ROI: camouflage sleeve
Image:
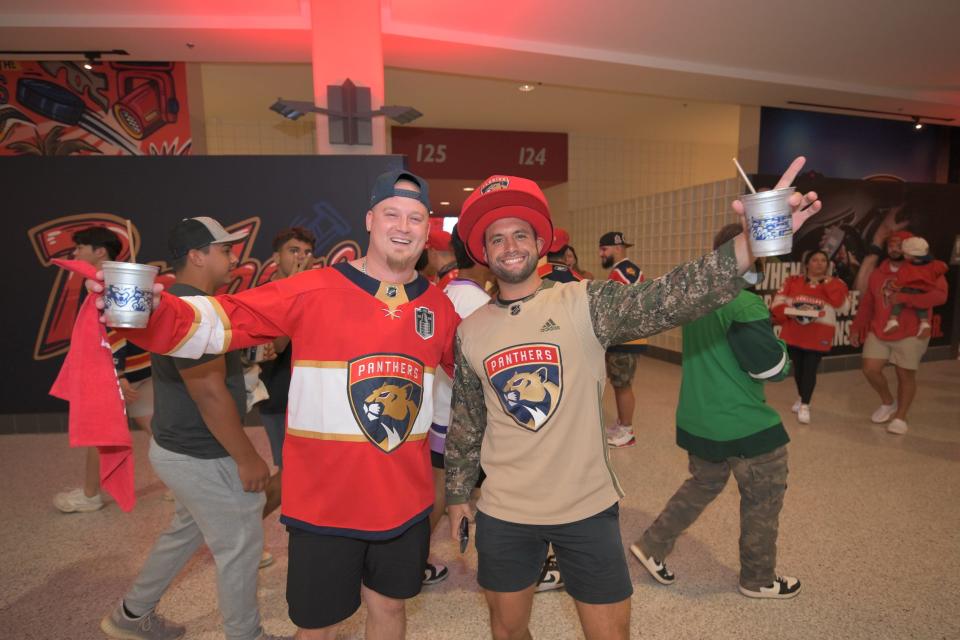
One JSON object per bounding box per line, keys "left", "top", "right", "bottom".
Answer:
{"left": 587, "top": 240, "right": 749, "bottom": 347}
{"left": 444, "top": 333, "right": 487, "bottom": 505}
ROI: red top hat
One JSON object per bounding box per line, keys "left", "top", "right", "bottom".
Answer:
{"left": 458, "top": 175, "right": 553, "bottom": 266}
{"left": 549, "top": 228, "right": 571, "bottom": 253}
{"left": 427, "top": 227, "right": 452, "bottom": 252}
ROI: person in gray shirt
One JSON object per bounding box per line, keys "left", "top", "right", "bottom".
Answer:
{"left": 100, "top": 217, "right": 278, "bottom": 640}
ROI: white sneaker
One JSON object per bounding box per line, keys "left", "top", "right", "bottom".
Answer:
{"left": 797, "top": 405, "right": 811, "bottom": 424}
{"left": 54, "top": 488, "right": 104, "bottom": 513}
{"left": 630, "top": 544, "right": 675, "bottom": 585}
{"left": 739, "top": 575, "right": 802, "bottom": 599}
{"left": 917, "top": 320, "right": 931, "bottom": 338}
{"left": 887, "top": 418, "right": 908, "bottom": 435}
{"left": 871, "top": 402, "right": 897, "bottom": 424}
{"left": 883, "top": 318, "right": 900, "bottom": 334}
{"left": 607, "top": 426, "right": 636, "bottom": 448}
{"left": 790, "top": 399, "right": 801, "bottom": 413}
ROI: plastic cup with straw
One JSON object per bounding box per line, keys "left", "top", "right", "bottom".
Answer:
{"left": 101, "top": 220, "right": 158, "bottom": 328}
{"left": 733, "top": 158, "right": 796, "bottom": 257}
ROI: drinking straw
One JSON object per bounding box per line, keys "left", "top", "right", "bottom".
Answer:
{"left": 732, "top": 158, "right": 757, "bottom": 194}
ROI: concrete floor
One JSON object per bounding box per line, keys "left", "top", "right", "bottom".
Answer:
{"left": 1, "top": 357, "right": 958, "bottom": 639}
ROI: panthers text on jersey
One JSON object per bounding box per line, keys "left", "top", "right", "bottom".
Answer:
{"left": 121, "top": 263, "right": 459, "bottom": 540}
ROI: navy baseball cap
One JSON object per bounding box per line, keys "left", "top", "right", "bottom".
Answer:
{"left": 369, "top": 170, "right": 431, "bottom": 212}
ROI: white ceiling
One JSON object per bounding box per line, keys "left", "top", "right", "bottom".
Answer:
{"left": 1, "top": 0, "right": 958, "bottom": 122}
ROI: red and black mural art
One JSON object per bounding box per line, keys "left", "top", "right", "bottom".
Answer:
{"left": 4, "top": 154, "right": 403, "bottom": 414}
{"left": 0, "top": 60, "right": 191, "bottom": 157}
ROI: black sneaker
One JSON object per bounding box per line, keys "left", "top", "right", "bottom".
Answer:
{"left": 630, "top": 543, "right": 675, "bottom": 585}
{"left": 423, "top": 562, "right": 449, "bottom": 585}
{"left": 739, "top": 575, "right": 802, "bottom": 599}
{"left": 534, "top": 554, "right": 565, "bottom": 593}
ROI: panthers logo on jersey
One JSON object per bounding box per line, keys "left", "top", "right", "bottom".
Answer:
{"left": 348, "top": 354, "right": 424, "bottom": 453}
{"left": 484, "top": 343, "right": 563, "bottom": 432}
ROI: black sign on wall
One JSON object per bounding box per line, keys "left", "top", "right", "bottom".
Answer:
{"left": 2, "top": 154, "right": 405, "bottom": 414}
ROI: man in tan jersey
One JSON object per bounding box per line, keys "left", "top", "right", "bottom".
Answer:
{"left": 445, "top": 160, "right": 820, "bottom": 640}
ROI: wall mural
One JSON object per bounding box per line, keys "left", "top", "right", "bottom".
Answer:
{"left": 0, "top": 60, "right": 191, "bottom": 156}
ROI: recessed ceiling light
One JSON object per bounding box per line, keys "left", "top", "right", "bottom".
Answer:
{"left": 518, "top": 83, "right": 536, "bottom": 93}
{"left": 440, "top": 201, "right": 450, "bottom": 206}
{"left": 463, "top": 187, "right": 475, "bottom": 192}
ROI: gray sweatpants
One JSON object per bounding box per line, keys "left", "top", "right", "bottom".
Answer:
{"left": 637, "top": 445, "right": 789, "bottom": 590}
{"left": 124, "top": 440, "right": 266, "bottom": 640}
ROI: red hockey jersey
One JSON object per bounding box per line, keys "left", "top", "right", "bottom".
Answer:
{"left": 771, "top": 275, "right": 849, "bottom": 352}
{"left": 122, "top": 263, "right": 458, "bottom": 539}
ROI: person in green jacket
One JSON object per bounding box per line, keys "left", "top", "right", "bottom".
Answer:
{"left": 630, "top": 223, "right": 801, "bottom": 600}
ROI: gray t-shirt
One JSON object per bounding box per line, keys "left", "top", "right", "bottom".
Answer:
{"left": 151, "top": 283, "right": 245, "bottom": 459}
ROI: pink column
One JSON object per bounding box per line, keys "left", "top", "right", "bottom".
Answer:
{"left": 311, "top": 0, "right": 386, "bottom": 154}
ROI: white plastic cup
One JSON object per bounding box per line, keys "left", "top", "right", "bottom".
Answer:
{"left": 740, "top": 187, "right": 796, "bottom": 257}
{"left": 101, "top": 261, "right": 159, "bottom": 328}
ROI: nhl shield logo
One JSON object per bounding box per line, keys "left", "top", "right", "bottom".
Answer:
{"left": 484, "top": 343, "right": 563, "bottom": 432}
{"left": 348, "top": 354, "right": 424, "bottom": 453}
{"left": 415, "top": 306, "right": 435, "bottom": 340}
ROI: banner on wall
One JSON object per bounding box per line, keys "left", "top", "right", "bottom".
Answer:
{"left": 758, "top": 107, "right": 950, "bottom": 183}
{"left": 2, "top": 154, "right": 404, "bottom": 414}
{"left": 0, "top": 60, "right": 191, "bottom": 156}
{"left": 751, "top": 175, "right": 959, "bottom": 356}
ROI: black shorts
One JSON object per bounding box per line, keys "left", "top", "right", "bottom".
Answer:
{"left": 286, "top": 518, "right": 430, "bottom": 629}
{"left": 475, "top": 503, "right": 633, "bottom": 605}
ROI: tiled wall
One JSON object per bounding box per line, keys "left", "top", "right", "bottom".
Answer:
{"left": 565, "top": 133, "right": 737, "bottom": 213}
{"left": 204, "top": 118, "right": 316, "bottom": 155}
{"left": 557, "top": 177, "right": 743, "bottom": 352}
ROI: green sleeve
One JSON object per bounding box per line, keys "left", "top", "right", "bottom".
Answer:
{"left": 726, "top": 294, "right": 790, "bottom": 382}
{"left": 445, "top": 333, "right": 487, "bottom": 505}
{"left": 587, "top": 240, "right": 748, "bottom": 347}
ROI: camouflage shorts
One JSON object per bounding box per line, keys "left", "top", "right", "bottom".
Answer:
{"left": 605, "top": 351, "right": 637, "bottom": 388}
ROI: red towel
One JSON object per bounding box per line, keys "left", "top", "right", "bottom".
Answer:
{"left": 49, "top": 259, "right": 135, "bottom": 512}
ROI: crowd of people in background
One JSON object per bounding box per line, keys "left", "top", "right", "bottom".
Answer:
{"left": 52, "top": 161, "right": 949, "bottom": 640}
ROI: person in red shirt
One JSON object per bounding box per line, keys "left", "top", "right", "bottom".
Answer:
{"left": 850, "top": 231, "right": 948, "bottom": 435}
{"left": 771, "top": 250, "right": 848, "bottom": 424}
{"left": 427, "top": 227, "right": 459, "bottom": 289}
{"left": 883, "top": 236, "right": 948, "bottom": 338}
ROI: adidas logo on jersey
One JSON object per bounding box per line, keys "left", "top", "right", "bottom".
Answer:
{"left": 540, "top": 319, "right": 560, "bottom": 332}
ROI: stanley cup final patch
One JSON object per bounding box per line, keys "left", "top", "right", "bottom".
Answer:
{"left": 415, "top": 306, "right": 435, "bottom": 340}
{"left": 484, "top": 343, "right": 563, "bottom": 432}
{"left": 347, "top": 354, "right": 424, "bottom": 453}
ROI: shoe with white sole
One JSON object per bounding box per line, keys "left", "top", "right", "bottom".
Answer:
{"left": 797, "top": 404, "right": 811, "bottom": 424}
{"left": 739, "top": 575, "right": 802, "bottom": 599}
{"left": 883, "top": 318, "right": 900, "bottom": 334}
{"left": 871, "top": 402, "right": 897, "bottom": 423}
{"left": 258, "top": 551, "right": 274, "bottom": 569}
{"left": 887, "top": 418, "right": 908, "bottom": 435}
{"left": 630, "top": 543, "right": 675, "bottom": 585}
{"left": 607, "top": 426, "right": 636, "bottom": 448}
{"left": 790, "top": 399, "right": 801, "bottom": 413}
{"left": 917, "top": 320, "right": 931, "bottom": 339}
{"left": 423, "top": 562, "right": 449, "bottom": 585}
{"left": 100, "top": 602, "right": 185, "bottom": 640}
{"left": 54, "top": 488, "right": 104, "bottom": 513}
{"left": 535, "top": 554, "right": 564, "bottom": 592}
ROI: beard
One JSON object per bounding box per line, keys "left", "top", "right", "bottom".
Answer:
{"left": 601, "top": 256, "right": 615, "bottom": 269}
{"left": 490, "top": 253, "right": 538, "bottom": 285}
{"left": 887, "top": 250, "right": 904, "bottom": 262}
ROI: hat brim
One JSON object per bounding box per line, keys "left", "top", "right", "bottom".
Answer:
{"left": 465, "top": 205, "right": 553, "bottom": 266}
{"left": 211, "top": 229, "right": 250, "bottom": 245}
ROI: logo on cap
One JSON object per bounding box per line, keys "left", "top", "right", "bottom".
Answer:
{"left": 480, "top": 176, "right": 511, "bottom": 194}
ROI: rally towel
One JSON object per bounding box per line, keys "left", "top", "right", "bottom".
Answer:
{"left": 49, "top": 259, "right": 135, "bottom": 512}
